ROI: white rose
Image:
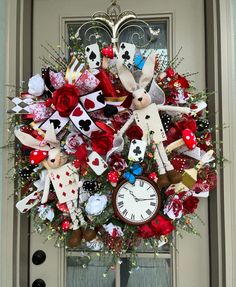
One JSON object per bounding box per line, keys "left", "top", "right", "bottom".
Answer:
{"left": 103, "top": 223, "right": 124, "bottom": 237}
{"left": 86, "top": 239, "right": 104, "bottom": 251}
{"left": 85, "top": 194, "right": 107, "bottom": 216}
{"left": 65, "top": 132, "right": 84, "bottom": 154}
{"left": 28, "top": 74, "right": 45, "bottom": 97}
{"left": 38, "top": 205, "right": 54, "bottom": 222}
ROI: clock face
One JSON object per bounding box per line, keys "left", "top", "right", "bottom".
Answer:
{"left": 112, "top": 176, "right": 161, "bottom": 225}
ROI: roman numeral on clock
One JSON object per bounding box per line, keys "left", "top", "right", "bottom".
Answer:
{"left": 150, "top": 202, "right": 156, "bottom": 206}
{"left": 131, "top": 214, "right": 135, "bottom": 220}
{"left": 118, "top": 201, "right": 124, "bottom": 208}
{"left": 139, "top": 180, "right": 144, "bottom": 187}
{"left": 146, "top": 209, "right": 152, "bottom": 215}
{"left": 122, "top": 209, "right": 128, "bottom": 217}
{"left": 150, "top": 194, "right": 156, "bottom": 197}
{"left": 118, "top": 194, "right": 124, "bottom": 198}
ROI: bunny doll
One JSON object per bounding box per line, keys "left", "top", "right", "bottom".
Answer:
{"left": 15, "top": 124, "right": 86, "bottom": 229}
{"left": 116, "top": 51, "right": 191, "bottom": 188}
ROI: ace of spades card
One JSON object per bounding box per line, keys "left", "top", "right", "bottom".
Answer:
{"left": 128, "top": 139, "right": 147, "bottom": 162}
{"left": 85, "top": 43, "right": 101, "bottom": 69}
{"left": 133, "top": 103, "right": 167, "bottom": 144}
{"left": 117, "top": 42, "right": 136, "bottom": 67}
{"left": 49, "top": 163, "right": 80, "bottom": 204}
{"left": 88, "top": 152, "right": 108, "bottom": 175}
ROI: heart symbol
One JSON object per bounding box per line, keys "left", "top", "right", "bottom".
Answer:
{"left": 92, "top": 158, "right": 99, "bottom": 166}
{"left": 72, "top": 107, "right": 83, "bottom": 117}
{"left": 97, "top": 93, "right": 105, "bottom": 104}
{"left": 84, "top": 98, "right": 95, "bottom": 110}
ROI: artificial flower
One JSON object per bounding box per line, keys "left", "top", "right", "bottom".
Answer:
{"left": 103, "top": 223, "right": 124, "bottom": 238}
{"left": 52, "top": 84, "right": 80, "bottom": 117}
{"left": 138, "top": 224, "right": 156, "bottom": 239}
{"left": 28, "top": 74, "right": 45, "bottom": 97}
{"left": 86, "top": 239, "right": 104, "bottom": 251}
{"left": 91, "top": 131, "right": 114, "bottom": 155}
{"left": 85, "top": 194, "right": 107, "bottom": 216}
{"left": 164, "top": 195, "right": 183, "bottom": 220}
{"left": 38, "top": 205, "right": 55, "bottom": 222}
{"left": 108, "top": 153, "right": 127, "bottom": 172}
{"left": 65, "top": 132, "right": 84, "bottom": 154}
{"left": 151, "top": 215, "right": 175, "bottom": 236}
{"left": 75, "top": 144, "right": 88, "bottom": 162}
{"left": 183, "top": 196, "right": 199, "bottom": 215}
{"left": 126, "top": 124, "right": 143, "bottom": 140}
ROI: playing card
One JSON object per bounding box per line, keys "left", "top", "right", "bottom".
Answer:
{"left": 16, "top": 191, "right": 40, "bottom": 213}
{"left": 80, "top": 90, "right": 105, "bottom": 112}
{"left": 88, "top": 151, "right": 108, "bottom": 175}
{"left": 85, "top": 43, "right": 101, "bottom": 69}
{"left": 128, "top": 139, "right": 147, "bottom": 162}
{"left": 69, "top": 103, "right": 102, "bottom": 137}
{"left": 39, "top": 111, "right": 70, "bottom": 135}
{"left": 133, "top": 103, "right": 167, "bottom": 144}
{"left": 49, "top": 163, "right": 79, "bottom": 204}
{"left": 118, "top": 42, "right": 136, "bottom": 67}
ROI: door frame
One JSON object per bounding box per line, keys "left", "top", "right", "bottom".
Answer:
{"left": 1, "top": 0, "right": 235, "bottom": 286}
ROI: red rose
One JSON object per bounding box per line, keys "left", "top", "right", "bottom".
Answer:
{"left": 52, "top": 84, "right": 80, "bottom": 117}
{"left": 183, "top": 196, "right": 199, "bottom": 215}
{"left": 91, "top": 131, "right": 114, "bottom": 155}
{"left": 75, "top": 144, "right": 88, "bottom": 162}
{"left": 126, "top": 124, "right": 143, "bottom": 140}
{"left": 151, "top": 215, "right": 175, "bottom": 236}
{"left": 138, "top": 224, "right": 156, "bottom": 239}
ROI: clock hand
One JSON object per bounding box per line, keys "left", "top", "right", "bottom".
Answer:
{"left": 135, "top": 198, "right": 154, "bottom": 201}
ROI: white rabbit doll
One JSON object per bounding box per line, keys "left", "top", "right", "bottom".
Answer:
{"left": 116, "top": 51, "right": 191, "bottom": 188}
{"left": 15, "top": 124, "right": 86, "bottom": 229}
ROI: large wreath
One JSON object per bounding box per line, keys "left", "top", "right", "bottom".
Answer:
{"left": 9, "top": 41, "right": 216, "bottom": 272}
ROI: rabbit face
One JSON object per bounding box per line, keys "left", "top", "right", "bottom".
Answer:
{"left": 132, "top": 88, "right": 152, "bottom": 109}
{"left": 46, "top": 149, "right": 67, "bottom": 169}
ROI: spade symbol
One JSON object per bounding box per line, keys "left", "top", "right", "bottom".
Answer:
{"left": 121, "top": 43, "right": 126, "bottom": 50}
{"left": 122, "top": 51, "right": 130, "bottom": 61}
{"left": 89, "top": 51, "right": 97, "bottom": 62}
{"left": 97, "top": 93, "right": 105, "bottom": 104}
{"left": 50, "top": 119, "right": 61, "bottom": 129}
{"left": 79, "top": 119, "right": 91, "bottom": 131}
{"left": 145, "top": 115, "right": 150, "bottom": 120}
{"left": 133, "top": 146, "right": 142, "bottom": 156}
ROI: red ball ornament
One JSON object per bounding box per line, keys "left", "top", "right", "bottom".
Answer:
{"left": 101, "top": 46, "right": 114, "bottom": 59}
{"left": 148, "top": 172, "right": 158, "bottom": 181}
{"left": 61, "top": 219, "right": 70, "bottom": 232}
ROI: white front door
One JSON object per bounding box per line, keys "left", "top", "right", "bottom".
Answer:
{"left": 30, "top": 1, "right": 208, "bottom": 286}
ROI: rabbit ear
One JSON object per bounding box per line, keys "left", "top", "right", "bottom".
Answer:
{"left": 14, "top": 123, "right": 59, "bottom": 151}
{"left": 116, "top": 60, "right": 137, "bottom": 93}
{"left": 14, "top": 129, "right": 51, "bottom": 151}
{"left": 139, "top": 50, "right": 156, "bottom": 89}
{"left": 44, "top": 123, "right": 60, "bottom": 148}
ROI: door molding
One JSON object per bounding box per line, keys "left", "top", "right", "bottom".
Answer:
{"left": 1, "top": 0, "right": 235, "bottom": 286}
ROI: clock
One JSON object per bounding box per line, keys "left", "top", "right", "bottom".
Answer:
{"left": 112, "top": 176, "right": 161, "bottom": 226}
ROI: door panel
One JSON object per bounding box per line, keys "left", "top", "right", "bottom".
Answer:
{"left": 31, "top": 1, "right": 208, "bottom": 286}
